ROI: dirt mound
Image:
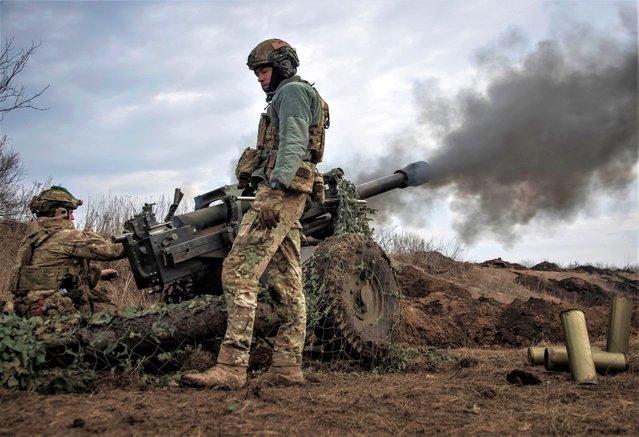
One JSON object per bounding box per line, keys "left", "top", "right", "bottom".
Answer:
{"left": 393, "top": 250, "right": 462, "bottom": 275}
{"left": 531, "top": 261, "right": 562, "bottom": 271}
{"left": 398, "top": 292, "right": 503, "bottom": 348}
{"left": 397, "top": 264, "right": 471, "bottom": 299}
{"left": 397, "top": 258, "right": 638, "bottom": 348}
{"left": 481, "top": 257, "right": 527, "bottom": 270}
{"left": 397, "top": 264, "right": 505, "bottom": 347}
{"left": 515, "top": 272, "right": 560, "bottom": 293}
{"left": 615, "top": 277, "right": 639, "bottom": 295}
{"left": 555, "top": 277, "right": 609, "bottom": 306}
{"left": 495, "top": 297, "right": 566, "bottom": 345}
{"left": 514, "top": 273, "right": 610, "bottom": 306}
{"left": 570, "top": 265, "right": 614, "bottom": 275}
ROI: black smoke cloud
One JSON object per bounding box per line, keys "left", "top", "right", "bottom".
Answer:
{"left": 359, "top": 14, "right": 637, "bottom": 246}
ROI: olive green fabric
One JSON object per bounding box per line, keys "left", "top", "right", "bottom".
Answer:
{"left": 268, "top": 77, "right": 323, "bottom": 187}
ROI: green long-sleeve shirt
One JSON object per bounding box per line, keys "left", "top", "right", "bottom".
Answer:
{"left": 268, "top": 76, "right": 323, "bottom": 187}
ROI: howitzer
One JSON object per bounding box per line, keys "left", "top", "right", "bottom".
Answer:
{"left": 114, "top": 161, "right": 431, "bottom": 302}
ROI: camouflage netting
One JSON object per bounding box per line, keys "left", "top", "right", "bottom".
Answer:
{"left": 0, "top": 176, "right": 408, "bottom": 392}
{"left": 301, "top": 176, "right": 407, "bottom": 369}
{"left": 303, "top": 233, "right": 404, "bottom": 369}
{"left": 331, "top": 175, "right": 375, "bottom": 238}
{"left": 0, "top": 296, "right": 232, "bottom": 392}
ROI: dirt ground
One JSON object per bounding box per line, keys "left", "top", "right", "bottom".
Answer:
{"left": 2, "top": 256, "right": 638, "bottom": 436}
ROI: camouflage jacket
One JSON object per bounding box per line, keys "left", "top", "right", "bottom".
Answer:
{"left": 9, "top": 217, "right": 125, "bottom": 297}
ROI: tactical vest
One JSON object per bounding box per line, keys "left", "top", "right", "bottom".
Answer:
{"left": 8, "top": 220, "right": 88, "bottom": 297}
{"left": 256, "top": 79, "right": 329, "bottom": 196}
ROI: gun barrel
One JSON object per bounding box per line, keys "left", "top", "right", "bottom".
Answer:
{"left": 112, "top": 233, "right": 131, "bottom": 244}
{"left": 173, "top": 202, "right": 229, "bottom": 229}
{"left": 355, "top": 161, "right": 432, "bottom": 200}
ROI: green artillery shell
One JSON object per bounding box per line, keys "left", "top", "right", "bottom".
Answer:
{"left": 606, "top": 294, "right": 633, "bottom": 354}
{"left": 560, "top": 309, "right": 598, "bottom": 385}
{"left": 545, "top": 347, "right": 628, "bottom": 373}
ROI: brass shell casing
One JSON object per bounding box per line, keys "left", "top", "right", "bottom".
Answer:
{"left": 606, "top": 294, "right": 633, "bottom": 354}
{"left": 528, "top": 344, "right": 602, "bottom": 366}
{"left": 560, "top": 309, "right": 598, "bottom": 385}
{"left": 527, "top": 346, "right": 546, "bottom": 366}
{"left": 545, "top": 347, "right": 628, "bottom": 373}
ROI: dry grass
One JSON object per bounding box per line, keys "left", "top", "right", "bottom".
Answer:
{"left": 97, "top": 258, "right": 162, "bottom": 308}
{"left": 0, "top": 221, "right": 25, "bottom": 305}
{"left": 376, "top": 228, "right": 471, "bottom": 281}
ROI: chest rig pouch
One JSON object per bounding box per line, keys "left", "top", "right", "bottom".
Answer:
{"left": 256, "top": 86, "right": 329, "bottom": 201}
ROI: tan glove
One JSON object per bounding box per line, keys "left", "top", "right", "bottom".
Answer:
{"left": 256, "top": 188, "right": 284, "bottom": 229}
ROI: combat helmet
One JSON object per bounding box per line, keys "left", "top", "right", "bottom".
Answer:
{"left": 29, "top": 186, "right": 83, "bottom": 217}
{"left": 247, "top": 38, "right": 299, "bottom": 79}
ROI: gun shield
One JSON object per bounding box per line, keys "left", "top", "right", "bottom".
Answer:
{"left": 560, "top": 309, "right": 598, "bottom": 385}
{"left": 606, "top": 294, "right": 633, "bottom": 354}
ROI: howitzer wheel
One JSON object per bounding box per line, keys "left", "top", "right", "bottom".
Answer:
{"left": 303, "top": 233, "right": 401, "bottom": 363}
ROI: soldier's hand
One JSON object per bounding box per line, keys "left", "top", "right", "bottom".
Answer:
{"left": 256, "top": 188, "right": 284, "bottom": 229}
{"left": 100, "top": 269, "right": 118, "bottom": 281}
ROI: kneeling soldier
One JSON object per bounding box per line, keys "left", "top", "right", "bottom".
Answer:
{"left": 9, "top": 186, "right": 125, "bottom": 318}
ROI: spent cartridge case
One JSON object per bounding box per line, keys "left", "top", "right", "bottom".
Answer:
{"left": 528, "top": 345, "right": 602, "bottom": 366}
{"left": 560, "top": 309, "right": 598, "bottom": 385}
{"left": 606, "top": 294, "right": 633, "bottom": 354}
{"left": 545, "top": 347, "right": 628, "bottom": 373}
{"left": 527, "top": 346, "right": 546, "bottom": 365}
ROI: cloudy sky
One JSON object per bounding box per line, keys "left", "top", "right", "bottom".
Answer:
{"left": 1, "top": 0, "right": 637, "bottom": 266}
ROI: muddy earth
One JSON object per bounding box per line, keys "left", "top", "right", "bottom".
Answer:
{"left": 1, "top": 256, "right": 638, "bottom": 436}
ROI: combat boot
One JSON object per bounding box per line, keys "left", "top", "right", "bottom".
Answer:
{"left": 259, "top": 366, "right": 305, "bottom": 387}
{"left": 181, "top": 364, "right": 247, "bottom": 389}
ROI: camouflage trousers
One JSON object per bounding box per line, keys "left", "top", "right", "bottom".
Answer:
{"left": 14, "top": 289, "right": 78, "bottom": 318}
{"left": 218, "top": 187, "right": 308, "bottom": 368}
{"left": 87, "top": 287, "right": 118, "bottom": 314}
{"left": 14, "top": 286, "right": 116, "bottom": 318}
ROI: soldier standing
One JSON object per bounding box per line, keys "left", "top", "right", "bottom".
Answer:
{"left": 9, "top": 186, "right": 125, "bottom": 317}
{"left": 182, "top": 38, "right": 329, "bottom": 389}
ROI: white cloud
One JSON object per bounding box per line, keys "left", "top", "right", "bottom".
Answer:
{"left": 152, "top": 91, "right": 208, "bottom": 106}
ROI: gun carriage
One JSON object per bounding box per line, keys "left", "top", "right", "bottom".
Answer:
{"left": 115, "top": 161, "right": 431, "bottom": 359}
